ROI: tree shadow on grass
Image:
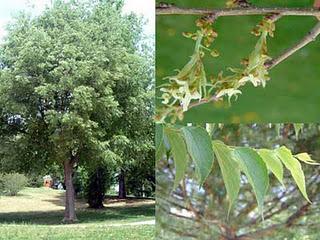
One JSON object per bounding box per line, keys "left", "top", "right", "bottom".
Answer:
{"left": 0, "top": 204, "right": 155, "bottom": 226}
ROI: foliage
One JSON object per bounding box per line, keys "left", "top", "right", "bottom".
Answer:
{"left": 74, "top": 166, "right": 89, "bottom": 196}
{"left": 27, "top": 174, "right": 44, "bottom": 188}
{"left": 0, "top": 173, "right": 28, "bottom": 196}
{"left": 157, "top": 123, "right": 320, "bottom": 239}
{"left": 157, "top": 123, "right": 318, "bottom": 216}
{"left": 126, "top": 162, "right": 155, "bottom": 197}
{"left": 0, "top": 0, "right": 153, "bottom": 172}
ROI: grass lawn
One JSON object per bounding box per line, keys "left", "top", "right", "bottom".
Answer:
{"left": 0, "top": 187, "right": 155, "bottom": 239}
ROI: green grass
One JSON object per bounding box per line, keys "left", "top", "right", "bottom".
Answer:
{"left": 156, "top": 0, "right": 320, "bottom": 123}
{"left": 0, "top": 225, "right": 154, "bottom": 240}
{"left": 0, "top": 187, "right": 155, "bottom": 239}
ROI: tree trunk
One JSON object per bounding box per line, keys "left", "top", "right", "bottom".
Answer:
{"left": 63, "top": 159, "right": 77, "bottom": 223}
{"left": 87, "top": 166, "right": 106, "bottom": 209}
{"left": 118, "top": 169, "right": 126, "bottom": 199}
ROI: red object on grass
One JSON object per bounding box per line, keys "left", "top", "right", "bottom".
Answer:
{"left": 314, "top": 0, "right": 320, "bottom": 9}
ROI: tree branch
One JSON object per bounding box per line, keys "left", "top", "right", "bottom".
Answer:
{"left": 265, "top": 21, "right": 320, "bottom": 69}
{"left": 157, "top": 4, "right": 320, "bottom": 118}
{"left": 237, "top": 203, "right": 312, "bottom": 239}
{"left": 161, "top": 20, "right": 320, "bottom": 115}
{"left": 156, "top": 6, "right": 320, "bottom": 17}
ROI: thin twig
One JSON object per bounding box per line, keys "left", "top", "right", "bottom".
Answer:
{"left": 187, "top": 94, "right": 219, "bottom": 110}
{"left": 265, "top": 21, "right": 320, "bottom": 69}
{"left": 156, "top": 6, "right": 320, "bottom": 17}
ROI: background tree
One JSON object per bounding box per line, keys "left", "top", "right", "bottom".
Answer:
{"left": 86, "top": 165, "right": 113, "bottom": 209}
{"left": 0, "top": 0, "right": 154, "bottom": 223}
{"left": 110, "top": 37, "right": 155, "bottom": 199}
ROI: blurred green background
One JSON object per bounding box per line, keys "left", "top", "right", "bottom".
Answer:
{"left": 156, "top": 0, "right": 320, "bottom": 123}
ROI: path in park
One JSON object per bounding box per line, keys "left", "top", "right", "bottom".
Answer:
{"left": 106, "top": 220, "right": 155, "bottom": 227}
{"left": 2, "top": 220, "right": 156, "bottom": 228}
{"left": 52, "top": 220, "right": 156, "bottom": 228}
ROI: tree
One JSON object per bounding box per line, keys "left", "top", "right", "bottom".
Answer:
{"left": 86, "top": 165, "right": 113, "bottom": 209}
{"left": 125, "top": 145, "right": 156, "bottom": 197}
{"left": 0, "top": 0, "right": 148, "bottom": 223}
{"left": 156, "top": 123, "right": 320, "bottom": 239}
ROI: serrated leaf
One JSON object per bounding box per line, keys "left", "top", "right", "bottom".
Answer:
{"left": 276, "top": 146, "right": 310, "bottom": 202}
{"left": 294, "top": 153, "right": 320, "bottom": 165}
{"left": 293, "top": 123, "right": 303, "bottom": 140}
{"left": 156, "top": 124, "right": 165, "bottom": 161}
{"left": 212, "top": 140, "right": 240, "bottom": 215}
{"left": 181, "top": 126, "right": 214, "bottom": 186}
{"left": 258, "top": 149, "right": 284, "bottom": 185}
{"left": 233, "top": 147, "right": 269, "bottom": 216}
{"left": 165, "top": 127, "right": 189, "bottom": 189}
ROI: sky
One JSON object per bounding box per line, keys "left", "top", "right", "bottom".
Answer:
{"left": 0, "top": 0, "right": 155, "bottom": 40}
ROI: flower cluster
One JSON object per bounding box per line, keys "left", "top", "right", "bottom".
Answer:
{"left": 157, "top": 16, "right": 277, "bottom": 122}
{"left": 159, "top": 15, "right": 219, "bottom": 114}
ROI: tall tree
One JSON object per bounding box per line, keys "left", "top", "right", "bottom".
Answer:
{"left": 0, "top": 0, "right": 148, "bottom": 223}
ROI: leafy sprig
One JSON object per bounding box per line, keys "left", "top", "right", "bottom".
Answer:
{"left": 157, "top": 15, "right": 219, "bottom": 122}
{"left": 157, "top": 15, "right": 277, "bottom": 123}
{"left": 156, "top": 124, "right": 319, "bottom": 218}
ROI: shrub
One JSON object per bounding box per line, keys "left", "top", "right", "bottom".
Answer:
{"left": 74, "top": 166, "right": 89, "bottom": 197}
{"left": 0, "top": 173, "right": 28, "bottom": 196}
{"left": 27, "top": 174, "right": 44, "bottom": 188}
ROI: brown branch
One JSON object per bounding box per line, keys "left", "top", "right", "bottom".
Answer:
{"left": 182, "top": 179, "right": 201, "bottom": 219}
{"left": 286, "top": 203, "right": 311, "bottom": 226}
{"left": 156, "top": 6, "right": 320, "bottom": 17}
{"left": 265, "top": 21, "right": 320, "bottom": 69}
{"left": 237, "top": 203, "right": 312, "bottom": 239}
{"left": 188, "top": 94, "right": 220, "bottom": 110}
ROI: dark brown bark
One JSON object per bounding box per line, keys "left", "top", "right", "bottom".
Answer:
{"left": 118, "top": 169, "right": 126, "bottom": 199}
{"left": 63, "top": 158, "right": 77, "bottom": 223}
{"left": 87, "top": 167, "right": 106, "bottom": 209}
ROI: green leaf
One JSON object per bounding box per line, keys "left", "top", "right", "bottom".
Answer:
{"left": 294, "top": 153, "right": 320, "bottom": 165}
{"left": 181, "top": 126, "right": 214, "bottom": 186}
{"left": 212, "top": 140, "right": 240, "bottom": 215}
{"left": 156, "top": 124, "right": 165, "bottom": 161}
{"left": 276, "top": 146, "right": 310, "bottom": 202}
{"left": 165, "top": 127, "right": 189, "bottom": 189}
{"left": 233, "top": 147, "right": 269, "bottom": 216}
{"left": 293, "top": 123, "right": 303, "bottom": 140}
{"left": 258, "top": 149, "right": 284, "bottom": 185}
